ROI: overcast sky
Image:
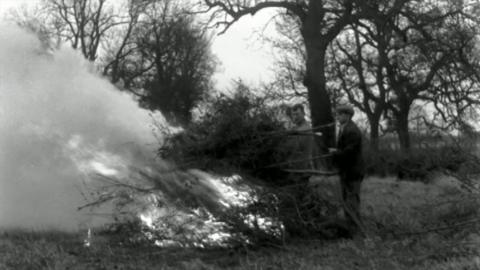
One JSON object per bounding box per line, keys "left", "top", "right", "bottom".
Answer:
{"left": 0, "top": 0, "right": 276, "bottom": 90}
{"left": 210, "top": 13, "right": 277, "bottom": 90}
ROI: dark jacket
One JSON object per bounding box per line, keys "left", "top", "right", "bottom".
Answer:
{"left": 333, "top": 120, "right": 364, "bottom": 179}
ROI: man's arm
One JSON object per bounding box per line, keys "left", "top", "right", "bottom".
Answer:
{"left": 332, "top": 128, "right": 362, "bottom": 161}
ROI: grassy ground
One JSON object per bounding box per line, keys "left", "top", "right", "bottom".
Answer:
{"left": 1, "top": 174, "right": 479, "bottom": 269}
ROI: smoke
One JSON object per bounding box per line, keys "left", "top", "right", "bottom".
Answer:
{"left": 0, "top": 24, "right": 162, "bottom": 231}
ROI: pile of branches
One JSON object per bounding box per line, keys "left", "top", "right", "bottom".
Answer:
{"left": 156, "top": 87, "right": 345, "bottom": 243}
{"left": 159, "top": 89, "right": 292, "bottom": 185}
{"left": 81, "top": 169, "right": 341, "bottom": 248}
{"left": 267, "top": 183, "right": 341, "bottom": 238}
{"left": 198, "top": 182, "right": 342, "bottom": 246}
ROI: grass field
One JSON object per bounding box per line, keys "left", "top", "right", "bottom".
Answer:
{"left": 1, "top": 174, "right": 479, "bottom": 269}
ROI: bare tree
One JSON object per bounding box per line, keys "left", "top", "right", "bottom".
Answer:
{"left": 101, "top": 0, "right": 151, "bottom": 83}
{"left": 196, "top": 0, "right": 418, "bottom": 165}
{"left": 198, "top": 0, "right": 362, "bottom": 159}
{"left": 330, "top": 25, "right": 388, "bottom": 150}
{"left": 14, "top": 0, "right": 216, "bottom": 124}
{"left": 332, "top": 0, "right": 480, "bottom": 151}
{"left": 265, "top": 15, "right": 307, "bottom": 101}
{"left": 377, "top": 0, "right": 480, "bottom": 150}
{"left": 41, "top": 0, "right": 120, "bottom": 61}
{"left": 12, "top": 0, "right": 147, "bottom": 66}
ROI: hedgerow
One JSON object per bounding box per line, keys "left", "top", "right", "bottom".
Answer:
{"left": 364, "top": 135, "right": 480, "bottom": 180}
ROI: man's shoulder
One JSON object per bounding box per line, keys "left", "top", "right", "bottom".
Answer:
{"left": 345, "top": 121, "right": 362, "bottom": 135}
{"left": 344, "top": 121, "right": 357, "bottom": 130}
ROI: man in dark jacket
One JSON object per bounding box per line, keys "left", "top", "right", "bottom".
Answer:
{"left": 329, "top": 105, "right": 365, "bottom": 235}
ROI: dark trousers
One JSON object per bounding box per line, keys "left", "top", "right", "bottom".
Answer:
{"left": 340, "top": 174, "right": 363, "bottom": 233}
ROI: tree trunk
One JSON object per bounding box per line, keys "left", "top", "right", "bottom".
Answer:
{"left": 305, "top": 47, "right": 335, "bottom": 148}
{"left": 302, "top": 2, "right": 336, "bottom": 169}
{"left": 369, "top": 115, "right": 380, "bottom": 151}
{"left": 303, "top": 45, "right": 335, "bottom": 172}
{"left": 396, "top": 113, "right": 410, "bottom": 152}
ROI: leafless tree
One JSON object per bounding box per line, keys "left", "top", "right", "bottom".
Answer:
{"left": 329, "top": 0, "right": 480, "bottom": 151}
{"left": 330, "top": 25, "right": 388, "bottom": 150}
{"left": 13, "top": 0, "right": 216, "bottom": 124}
{"left": 196, "top": 0, "right": 413, "bottom": 162}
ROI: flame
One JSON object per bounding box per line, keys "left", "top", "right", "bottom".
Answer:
{"left": 83, "top": 228, "right": 92, "bottom": 247}
{"left": 89, "top": 161, "right": 119, "bottom": 176}
{"left": 63, "top": 134, "right": 130, "bottom": 179}
{"left": 135, "top": 171, "right": 282, "bottom": 247}
{"left": 187, "top": 170, "right": 255, "bottom": 208}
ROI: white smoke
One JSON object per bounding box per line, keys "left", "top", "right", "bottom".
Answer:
{"left": 0, "top": 24, "right": 163, "bottom": 231}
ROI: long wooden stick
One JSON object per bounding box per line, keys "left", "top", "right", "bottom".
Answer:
{"left": 262, "top": 154, "right": 332, "bottom": 168}
{"left": 282, "top": 169, "right": 338, "bottom": 176}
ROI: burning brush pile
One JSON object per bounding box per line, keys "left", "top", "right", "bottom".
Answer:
{"left": 80, "top": 89, "right": 340, "bottom": 248}
{"left": 82, "top": 164, "right": 340, "bottom": 248}
{"left": 81, "top": 166, "right": 279, "bottom": 248}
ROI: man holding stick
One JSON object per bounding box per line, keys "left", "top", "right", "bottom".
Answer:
{"left": 288, "top": 103, "right": 318, "bottom": 171}
{"left": 329, "top": 105, "right": 365, "bottom": 236}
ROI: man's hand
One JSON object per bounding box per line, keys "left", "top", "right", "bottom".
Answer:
{"left": 328, "top": 148, "right": 338, "bottom": 154}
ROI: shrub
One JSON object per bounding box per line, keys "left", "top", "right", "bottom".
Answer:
{"left": 364, "top": 135, "right": 479, "bottom": 180}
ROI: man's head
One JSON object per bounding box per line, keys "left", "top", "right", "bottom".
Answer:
{"left": 336, "top": 105, "right": 354, "bottom": 125}
{"left": 290, "top": 103, "right": 306, "bottom": 126}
